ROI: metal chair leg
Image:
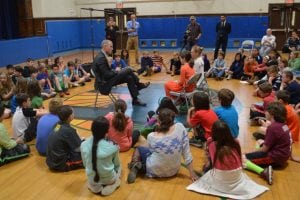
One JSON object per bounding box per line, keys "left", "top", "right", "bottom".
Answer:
{"left": 94, "top": 90, "right": 100, "bottom": 107}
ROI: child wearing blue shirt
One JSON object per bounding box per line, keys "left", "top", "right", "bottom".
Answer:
{"left": 214, "top": 88, "right": 239, "bottom": 138}
{"left": 213, "top": 52, "right": 227, "bottom": 80}
{"left": 111, "top": 54, "right": 127, "bottom": 72}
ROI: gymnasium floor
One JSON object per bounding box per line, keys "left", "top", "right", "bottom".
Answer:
{"left": 0, "top": 51, "right": 299, "bottom": 200}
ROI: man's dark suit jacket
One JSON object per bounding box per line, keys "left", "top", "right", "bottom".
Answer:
{"left": 92, "top": 50, "right": 116, "bottom": 95}
{"left": 216, "top": 21, "right": 231, "bottom": 39}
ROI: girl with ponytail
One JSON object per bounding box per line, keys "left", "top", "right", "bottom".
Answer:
{"left": 81, "top": 116, "right": 121, "bottom": 196}
{"left": 105, "top": 99, "right": 140, "bottom": 152}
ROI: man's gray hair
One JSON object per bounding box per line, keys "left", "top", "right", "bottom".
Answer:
{"left": 101, "top": 40, "right": 112, "bottom": 48}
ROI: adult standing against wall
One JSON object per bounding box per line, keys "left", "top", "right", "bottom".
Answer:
{"left": 214, "top": 15, "right": 231, "bottom": 60}
{"left": 126, "top": 13, "right": 140, "bottom": 64}
{"left": 185, "top": 16, "right": 202, "bottom": 51}
{"left": 105, "top": 16, "right": 119, "bottom": 55}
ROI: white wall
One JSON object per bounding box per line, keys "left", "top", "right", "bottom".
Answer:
{"left": 32, "top": 0, "right": 300, "bottom": 18}
{"left": 32, "top": 0, "right": 77, "bottom": 18}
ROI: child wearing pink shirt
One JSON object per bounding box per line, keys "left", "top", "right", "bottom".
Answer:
{"left": 105, "top": 99, "right": 140, "bottom": 152}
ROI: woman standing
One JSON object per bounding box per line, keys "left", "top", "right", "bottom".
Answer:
{"left": 105, "top": 16, "right": 119, "bottom": 54}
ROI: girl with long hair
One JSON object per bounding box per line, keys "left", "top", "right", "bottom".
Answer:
{"left": 105, "top": 99, "right": 140, "bottom": 152}
{"left": 187, "top": 120, "right": 269, "bottom": 199}
{"left": 81, "top": 116, "right": 121, "bottom": 196}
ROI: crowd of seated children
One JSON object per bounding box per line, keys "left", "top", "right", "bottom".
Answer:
{"left": 36, "top": 98, "right": 63, "bottom": 156}
{"left": 253, "top": 90, "right": 299, "bottom": 143}
{"left": 246, "top": 102, "right": 291, "bottom": 176}
{"left": 164, "top": 51, "right": 195, "bottom": 97}
{"left": 65, "top": 61, "right": 86, "bottom": 87}
{"left": 105, "top": 99, "right": 140, "bottom": 152}
{"left": 169, "top": 52, "right": 181, "bottom": 76}
{"left": 36, "top": 63, "right": 56, "bottom": 99}
{"left": 127, "top": 108, "right": 198, "bottom": 184}
{"left": 226, "top": 52, "right": 244, "bottom": 80}
{"left": 141, "top": 96, "right": 179, "bottom": 139}
{"left": 187, "top": 121, "right": 269, "bottom": 199}
{"left": 214, "top": 89, "right": 239, "bottom": 138}
{"left": 81, "top": 116, "right": 121, "bottom": 196}
{"left": 74, "top": 58, "right": 91, "bottom": 82}
{"left": 46, "top": 105, "right": 83, "bottom": 172}
{"left": 121, "top": 49, "right": 129, "bottom": 66}
{"left": 250, "top": 82, "right": 275, "bottom": 125}
{"left": 187, "top": 91, "right": 218, "bottom": 148}
{"left": 111, "top": 53, "right": 127, "bottom": 72}
{"left": 12, "top": 93, "right": 47, "bottom": 143}
{"left": 211, "top": 52, "right": 227, "bottom": 80}
{"left": 138, "top": 51, "right": 153, "bottom": 76}
{"left": 0, "top": 105, "right": 30, "bottom": 166}
{"left": 281, "top": 70, "right": 300, "bottom": 105}
{"left": 151, "top": 50, "right": 171, "bottom": 74}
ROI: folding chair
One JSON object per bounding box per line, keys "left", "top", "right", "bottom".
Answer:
{"left": 91, "top": 69, "right": 117, "bottom": 107}
{"left": 196, "top": 72, "right": 218, "bottom": 105}
{"left": 241, "top": 40, "right": 255, "bottom": 54}
{"left": 169, "top": 73, "right": 201, "bottom": 108}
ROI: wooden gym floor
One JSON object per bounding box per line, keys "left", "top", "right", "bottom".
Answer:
{"left": 0, "top": 50, "right": 299, "bottom": 200}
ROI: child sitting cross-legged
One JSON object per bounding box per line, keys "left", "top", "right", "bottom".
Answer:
{"left": 245, "top": 102, "right": 292, "bottom": 184}
{"left": 187, "top": 91, "right": 218, "bottom": 148}
{"left": 212, "top": 52, "right": 227, "bottom": 80}
{"left": 187, "top": 120, "right": 269, "bottom": 199}
{"left": 46, "top": 105, "right": 83, "bottom": 172}
{"left": 137, "top": 51, "right": 153, "bottom": 76}
{"left": 111, "top": 53, "right": 127, "bottom": 72}
{"left": 65, "top": 61, "right": 86, "bottom": 87}
{"left": 127, "top": 108, "right": 198, "bottom": 184}
{"left": 50, "top": 64, "right": 69, "bottom": 97}
{"left": 81, "top": 116, "right": 121, "bottom": 196}
{"left": 0, "top": 105, "right": 30, "bottom": 166}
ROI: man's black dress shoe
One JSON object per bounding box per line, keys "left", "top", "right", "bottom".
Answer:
{"left": 132, "top": 99, "right": 147, "bottom": 106}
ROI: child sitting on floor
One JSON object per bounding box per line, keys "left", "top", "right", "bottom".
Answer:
{"left": 214, "top": 89, "right": 239, "bottom": 138}
{"left": 27, "top": 80, "right": 44, "bottom": 109}
{"left": 0, "top": 105, "right": 30, "bottom": 166}
{"left": 81, "top": 116, "right": 121, "bottom": 196}
{"left": 137, "top": 51, "right": 153, "bottom": 76}
{"left": 50, "top": 64, "right": 70, "bottom": 97}
{"left": 105, "top": 99, "right": 140, "bottom": 152}
{"left": 127, "top": 108, "right": 198, "bottom": 183}
{"left": 46, "top": 105, "right": 83, "bottom": 172}
{"left": 246, "top": 102, "right": 292, "bottom": 174}
{"left": 37, "top": 63, "right": 56, "bottom": 99}
{"left": 170, "top": 52, "right": 181, "bottom": 76}
{"left": 111, "top": 53, "right": 127, "bottom": 72}
{"left": 65, "top": 61, "right": 86, "bottom": 87}
{"left": 226, "top": 52, "right": 244, "bottom": 80}
{"left": 212, "top": 52, "right": 226, "bottom": 80}
{"left": 187, "top": 92, "right": 218, "bottom": 148}
{"left": 12, "top": 93, "right": 48, "bottom": 143}
{"left": 250, "top": 82, "right": 275, "bottom": 125}
{"left": 187, "top": 120, "right": 269, "bottom": 199}
{"left": 151, "top": 50, "right": 171, "bottom": 74}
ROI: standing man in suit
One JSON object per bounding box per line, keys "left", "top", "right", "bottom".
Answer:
{"left": 92, "top": 40, "right": 150, "bottom": 106}
{"left": 105, "top": 16, "right": 119, "bottom": 54}
{"left": 214, "top": 15, "right": 231, "bottom": 59}
{"left": 126, "top": 13, "right": 140, "bottom": 64}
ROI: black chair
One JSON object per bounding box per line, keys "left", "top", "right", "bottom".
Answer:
{"left": 91, "top": 69, "right": 117, "bottom": 107}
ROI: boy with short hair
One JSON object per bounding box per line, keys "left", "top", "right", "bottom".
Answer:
{"left": 281, "top": 70, "right": 300, "bottom": 105}
{"left": 46, "top": 105, "right": 83, "bottom": 171}
{"left": 12, "top": 93, "right": 48, "bottom": 143}
{"left": 0, "top": 105, "right": 30, "bottom": 166}
{"left": 138, "top": 51, "right": 153, "bottom": 76}
{"left": 64, "top": 61, "right": 86, "bottom": 87}
{"left": 246, "top": 102, "right": 292, "bottom": 167}
{"left": 50, "top": 64, "right": 69, "bottom": 97}
{"left": 12, "top": 66, "right": 24, "bottom": 85}
{"left": 250, "top": 82, "right": 275, "bottom": 124}
{"left": 151, "top": 50, "right": 171, "bottom": 74}
{"left": 111, "top": 53, "right": 127, "bottom": 72}
{"left": 214, "top": 88, "right": 239, "bottom": 138}
{"left": 36, "top": 98, "right": 63, "bottom": 155}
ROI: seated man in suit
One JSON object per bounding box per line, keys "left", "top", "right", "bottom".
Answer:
{"left": 92, "top": 40, "right": 150, "bottom": 106}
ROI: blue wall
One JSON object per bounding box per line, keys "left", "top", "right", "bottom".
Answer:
{"left": 0, "top": 15, "right": 268, "bottom": 67}
{"left": 0, "top": 36, "right": 51, "bottom": 67}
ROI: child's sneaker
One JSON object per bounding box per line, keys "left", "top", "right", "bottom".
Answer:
{"left": 260, "top": 165, "right": 273, "bottom": 185}
{"left": 64, "top": 90, "right": 70, "bottom": 95}
{"left": 59, "top": 92, "right": 64, "bottom": 97}
{"left": 189, "top": 137, "right": 203, "bottom": 148}
{"left": 101, "top": 178, "right": 121, "bottom": 196}
{"left": 127, "top": 161, "right": 142, "bottom": 184}
{"left": 252, "top": 132, "right": 265, "bottom": 140}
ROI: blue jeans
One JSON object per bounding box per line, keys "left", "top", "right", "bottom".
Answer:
{"left": 213, "top": 68, "right": 225, "bottom": 78}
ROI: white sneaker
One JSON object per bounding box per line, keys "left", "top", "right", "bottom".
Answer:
{"left": 101, "top": 178, "right": 121, "bottom": 196}
{"left": 240, "top": 80, "right": 249, "bottom": 84}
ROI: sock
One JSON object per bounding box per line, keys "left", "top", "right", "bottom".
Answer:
{"left": 245, "top": 160, "right": 264, "bottom": 174}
